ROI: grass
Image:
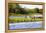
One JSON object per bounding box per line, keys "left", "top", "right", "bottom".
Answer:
{"left": 8, "top": 17, "right": 43, "bottom": 23}
{"left": 8, "top": 13, "right": 43, "bottom": 23}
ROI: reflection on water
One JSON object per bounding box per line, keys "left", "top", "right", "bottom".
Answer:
{"left": 9, "top": 22, "right": 42, "bottom": 30}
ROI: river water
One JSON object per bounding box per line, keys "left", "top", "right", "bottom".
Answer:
{"left": 9, "top": 21, "right": 42, "bottom": 30}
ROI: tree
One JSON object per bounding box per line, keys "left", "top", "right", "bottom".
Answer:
{"left": 8, "top": 4, "right": 13, "bottom": 13}
{"left": 35, "top": 8, "right": 39, "bottom": 13}
{"left": 8, "top": 3, "right": 29, "bottom": 14}
{"left": 8, "top": 4, "right": 21, "bottom": 13}
{"left": 15, "top": 4, "right": 28, "bottom": 14}
{"left": 19, "top": 8, "right": 28, "bottom": 14}
{"left": 15, "top": 4, "right": 21, "bottom": 9}
{"left": 14, "top": 4, "right": 21, "bottom": 14}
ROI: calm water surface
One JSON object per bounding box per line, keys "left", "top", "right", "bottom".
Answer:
{"left": 9, "top": 22, "right": 42, "bottom": 30}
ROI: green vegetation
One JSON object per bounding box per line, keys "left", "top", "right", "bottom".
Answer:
{"left": 8, "top": 3, "right": 43, "bottom": 15}
{"left": 8, "top": 3, "right": 43, "bottom": 23}
{"left": 8, "top": 17, "right": 43, "bottom": 23}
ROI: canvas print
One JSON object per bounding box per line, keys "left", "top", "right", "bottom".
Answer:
{"left": 8, "top": 3, "right": 44, "bottom": 30}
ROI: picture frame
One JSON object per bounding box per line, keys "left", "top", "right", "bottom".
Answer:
{"left": 5, "top": 0, "right": 45, "bottom": 33}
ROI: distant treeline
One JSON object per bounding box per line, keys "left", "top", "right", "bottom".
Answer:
{"left": 8, "top": 3, "right": 43, "bottom": 14}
